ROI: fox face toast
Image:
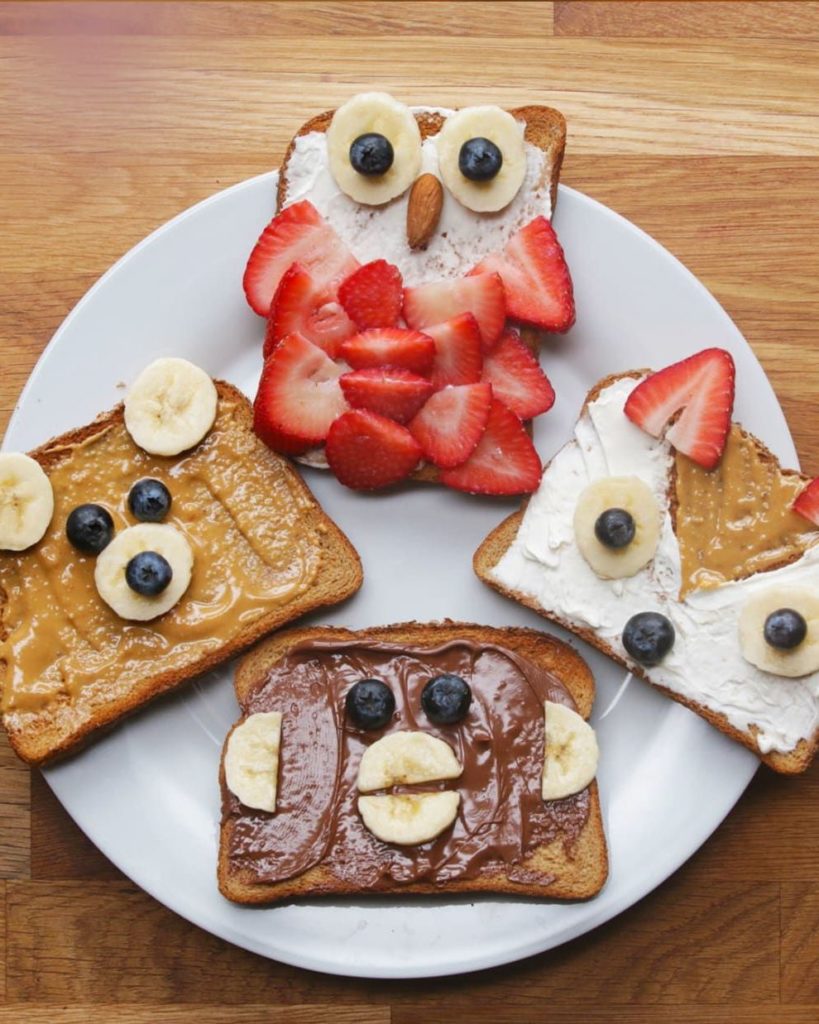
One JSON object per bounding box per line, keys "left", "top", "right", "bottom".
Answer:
{"left": 475, "top": 351, "right": 819, "bottom": 774}
{"left": 218, "top": 622, "right": 607, "bottom": 904}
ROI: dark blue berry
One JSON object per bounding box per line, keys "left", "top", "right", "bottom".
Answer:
{"left": 594, "top": 508, "right": 636, "bottom": 549}
{"left": 349, "top": 133, "right": 394, "bottom": 176}
{"left": 622, "top": 612, "right": 675, "bottom": 666}
{"left": 345, "top": 679, "right": 395, "bottom": 730}
{"left": 66, "top": 504, "right": 114, "bottom": 555}
{"left": 421, "top": 674, "right": 472, "bottom": 725}
{"left": 128, "top": 478, "right": 172, "bottom": 523}
{"left": 125, "top": 550, "right": 173, "bottom": 596}
{"left": 458, "top": 137, "right": 503, "bottom": 182}
{"left": 764, "top": 608, "right": 807, "bottom": 650}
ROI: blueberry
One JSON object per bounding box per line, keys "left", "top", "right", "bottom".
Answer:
{"left": 125, "top": 550, "right": 173, "bottom": 596}
{"left": 594, "top": 508, "right": 636, "bottom": 549}
{"left": 458, "top": 137, "right": 503, "bottom": 182}
{"left": 345, "top": 679, "right": 395, "bottom": 730}
{"left": 128, "top": 478, "right": 172, "bottom": 522}
{"left": 349, "top": 133, "right": 394, "bottom": 176}
{"left": 622, "top": 612, "right": 675, "bottom": 666}
{"left": 764, "top": 608, "right": 807, "bottom": 650}
{"left": 66, "top": 503, "right": 114, "bottom": 555}
{"left": 421, "top": 674, "right": 472, "bottom": 725}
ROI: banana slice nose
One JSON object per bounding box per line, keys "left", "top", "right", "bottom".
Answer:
{"left": 359, "top": 791, "right": 460, "bottom": 846}
{"left": 357, "top": 730, "right": 462, "bottom": 792}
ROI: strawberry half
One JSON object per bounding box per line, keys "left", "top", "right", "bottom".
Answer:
{"left": 243, "top": 200, "right": 359, "bottom": 316}
{"left": 340, "top": 368, "right": 434, "bottom": 424}
{"left": 440, "top": 399, "right": 542, "bottom": 495}
{"left": 253, "top": 332, "right": 348, "bottom": 454}
{"left": 624, "top": 347, "right": 736, "bottom": 469}
{"left": 793, "top": 478, "right": 819, "bottom": 526}
{"left": 340, "top": 327, "right": 435, "bottom": 376}
{"left": 264, "top": 263, "right": 356, "bottom": 359}
{"left": 481, "top": 328, "right": 555, "bottom": 420}
{"left": 403, "top": 272, "right": 506, "bottom": 352}
{"left": 338, "top": 259, "right": 403, "bottom": 330}
{"left": 408, "top": 383, "right": 492, "bottom": 470}
{"left": 326, "top": 409, "right": 422, "bottom": 490}
{"left": 423, "top": 314, "right": 483, "bottom": 391}
{"left": 470, "top": 217, "right": 574, "bottom": 333}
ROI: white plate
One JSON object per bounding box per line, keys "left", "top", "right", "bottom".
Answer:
{"left": 6, "top": 174, "right": 787, "bottom": 979}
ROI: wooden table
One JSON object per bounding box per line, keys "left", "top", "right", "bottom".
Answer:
{"left": 2, "top": 2, "right": 818, "bottom": 1020}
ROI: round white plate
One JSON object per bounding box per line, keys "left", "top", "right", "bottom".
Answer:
{"left": 6, "top": 174, "right": 783, "bottom": 978}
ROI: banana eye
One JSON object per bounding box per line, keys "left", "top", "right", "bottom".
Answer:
{"left": 436, "top": 106, "right": 526, "bottom": 212}
{"left": 738, "top": 586, "right": 819, "bottom": 678}
{"left": 573, "top": 476, "right": 661, "bottom": 579}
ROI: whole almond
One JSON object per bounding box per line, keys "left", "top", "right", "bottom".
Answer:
{"left": 407, "top": 173, "right": 443, "bottom": 250}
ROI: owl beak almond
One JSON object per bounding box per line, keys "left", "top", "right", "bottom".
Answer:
{"left": 407, "top": 173, "right": 444, "bottom": 250}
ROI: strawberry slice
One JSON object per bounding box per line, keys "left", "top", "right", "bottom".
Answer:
{"left": 340, "top": 368, "right": 434, "bottom": 424}
{"left": 243, "top": 200, "right": 359, "bottom": 316}
{"left": 408, "top": 383, "right": 492, "bottom": 469}
{"left": 403, "top": 272, "right": 506, "bottom": 351}
{"left": 264, "top": 263, "right": 356, "bottom": 359}
{"left": 440, "top": 399, "right": 542, "bottom": 495}
{"left": 793, "top": 478, "right": 819, "bottom": 526}
{"left": 326, "top": 409, "right": 422, "bottom": 490}
{"left": 253, "top": 332, "right": 348, "bottom": 454}
{"left": 338, "top": 259, "right": 403, "bottom": 330}
{"left": 624, "top": 348, "right": 735, "bottom": 469}
{"left": 470, "top": 217, "right": 574, "bottom": 333}
{"left": 340, "top": 327, "right": 435, "bottom": 376}
{"left": 423, "top": 314, "right": 483, "bottom": 390}
{"left": 481, "top": 328, "right": 555, "bottom": 420}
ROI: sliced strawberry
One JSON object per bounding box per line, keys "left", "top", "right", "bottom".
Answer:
{"left": 440, "top": 399, "right": 542, "bottom": 495}
{"left": 253, "top": 332, "right": 348, "bottom": 454}
{"left": 326, "top": 409, "right": 422, "bottom": 490}
{"left": 403, "top": 272, "right": 506, "bottom": 351}
{"left": 408, "top": 383, "right": 492, "bottom": 470}
{"left": 264, "top": 263, "right": 356, "bottom": 359}
{"left": 793, "top": 478, "right": 819, "bottom": 526}
{"left": 338, "top": 259, "right": 403, "bottom": 330}
{"left": 340, "top": 368, "right": 434, "bottom": 424}
{"left": 423, "top": 314, "right": 483, "bottom": 390}
{"left": 481, "top": 328, "right": 555, "bottom": 420}
{"left": 470, "top": 217, "right": 574, "bottom": 333}
{"left": 243, "top": 200, "right": 359, "bottom": 316}
{"left": 340, "top": 327, "right": 435, "bottom": 376}
{"left": 624, "top": 348, "right": 735, "bottom": 469}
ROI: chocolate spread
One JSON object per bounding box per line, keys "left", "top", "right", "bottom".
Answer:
{"left": 225, "top": 640, "right": 592, "bottom": 888}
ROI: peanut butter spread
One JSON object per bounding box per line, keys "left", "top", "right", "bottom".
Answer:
{"left": 0, "top": 398, "right": 322, "bottom": 727}
{"left": 674, "top": 425, "right": 818, "bottom": 598}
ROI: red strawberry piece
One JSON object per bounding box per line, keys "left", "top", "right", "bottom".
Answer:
{"left": 340, "top": 327, "right": 435, "bottom": 376}
{"left": 253, "top": 332, "right": 348, "bottom": 454}
{"left": 403, "top": 272, "right": 506, "bottom": 351}
{"left": 470, "top": 216, "right": 574, "bottom": 333}
{"left": 264, "top": 263, "right": 356, "bottom": 359}
{"left": 624, "top": 348, "right": 736, "bottom": 469}
{"left": 423, "top": 313, "right": 483, "bottom": 390}
{"left": 338, "top": 259, "right": 403, "bottom": 330}
{"left": 440, "top": 399, "right": 542, "bottom": 495}
{"left": 340, "top": 368, "right": 434, "bottom": 424}
{"left": 793, "top": 478, "right": 819, "bottom": 526}
{"left": 481, "top": 328, "right": 555, "bottom": 420}
{"left": 408, "top": 383, "right": 492, "bottom": 470}
{"left": 243, "top": 200, "right": 359, "bottom": 316}
{"left": 326, "top": 409, "right": 422, "bottom": 490}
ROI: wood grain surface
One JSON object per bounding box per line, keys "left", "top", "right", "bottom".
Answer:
{"left": 1, "top": 2, "right": 818, "bottom": 1021}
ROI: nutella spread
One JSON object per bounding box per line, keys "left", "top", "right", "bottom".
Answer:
{"left": 225, "top": 640, "right": 591, "bottom": 888}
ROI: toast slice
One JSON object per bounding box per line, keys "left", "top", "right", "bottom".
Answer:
{"left": 218, "top": 621, "right": 607, "bottom": 905}
{"left": 0, "top": 381, "right": 362, "bottom": 765}
{"left": 474, "top": 372, "right": 819, "bottom": 774}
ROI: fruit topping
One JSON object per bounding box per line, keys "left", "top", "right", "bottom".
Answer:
{"left": 574, "top": 477, "right": 660, "bottom": 579}
{"left": 358, "top": 792, "right": 461, "bottom": 846}
{"left": 403, "top": 272, "right": 506, "bottom": 352}
{"left": 95, "top": 523, "right": 193, "bottom": 621}
{"left": 349, "top": 132, "right": 394, "bottom": 176}
{"left": 264, "top": 263, "right": 356, "bottom": 359}
{"left": 622, "top": 612, "right": 675, "bottom": 666}
{"left": 224, "top": 712, "right": 282, "bottom": 813}
{"left": 124, "top": 357, "right": 218, "bottom": 458}
{"left": 345, "top": 679, "right": 396, "bottom": 730}
{"left": 594, "top": 508, "right": 636, "bottom": 550}
{"left": 423, "top": 314, "right": 483, "bottom": 390}
{"left": 764, "top": 609, "right": 808, "bottom": 651}
{"left": 459, "top": 137, "right": 502, "bottom": 181}
{"left": 340, "top": 368, "right": 434, "bottom": 424}
{"left": 125, "top": 550, "right": 173, "bottom": 596}
{"left": 470, "top": 216, "right": 574, "bottom": 333}
{"left": 421, "top": 674, "right": 472, "bottom": 725}
{"left": 541, "top": 701, "right": 599, "bottom": 801}
{"left": 325, "top": 409, "right": 422, "bottom": 490}
{"left": 480, "top": 327, "right": 555, "bottom": 419}
{"left": 340, "top": 327, "right": 435, "bottom": 375}
{"left": 624, "top": 348, "right": 736, "bottom": 469}
{"left": 338, "top": 259, "right": 403, "bottom": 330}
{"left": 128, "top": 479, "right": 171, "bottom": 523}
{"left": 792, "top": 477, "right": 819, "bottom": 526}
{"left": 66, "top": 503, "right": 114, "bottom": 555}
{"left": 357, "top": 731, "right": 462, "bottom": 791}
{"left": 437, "top": 105, "right": 526, "bottom": 212}
{"left": 408, "top": 382, "right": 492, "bottom": 469}
{"left": 0, "top": 452, "right": 54, "bottom": 553}
{"left": 739, "top": 586, "right": 819, "bottom": 677}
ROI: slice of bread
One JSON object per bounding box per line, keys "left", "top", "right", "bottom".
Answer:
{"left": 474, "top": 373, "right": 819, "bottom": 775}
{"left": 0, "top": 381, "right": 362, "bottom": 765}
{"left": 218, "top": 620, "right": 608, "bottom": 905}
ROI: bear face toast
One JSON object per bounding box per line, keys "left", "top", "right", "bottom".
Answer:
{"left": 218, "top": 622, "right": 607, "bottom": 904}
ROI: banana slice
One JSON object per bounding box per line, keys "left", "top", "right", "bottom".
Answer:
{"left": 739, "top": 585, "right": 819, "bottom": 678}
{"left": 436, "top": 105, "right": 526, "bottom": 213}
{"left": 224, "top": 711, "right": 282, "bottom": 813}
{"left": 326, "top": 92, "right": 422, "bottom": 205}
{"left": 0, "top": 452, "right": 54, "bottom": 551}
{"left": 358, "top": 792, "right": 460, "bottom": 845}
{"left": 542, "top": 701, "right": 599, "bottom": 801}
{"left": 124, "top": 357, "right": 218, "bottom": 457}
{"left": 95, "top": 522, "right": 193, "bottom": 621}
{"left": 357, "top": 730, "right": 462, "bottom": 793}
{"left": 574, "top": 476, "right": 661, "bottom": 579}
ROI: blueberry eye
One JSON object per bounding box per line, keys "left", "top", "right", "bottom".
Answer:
{"left": 346, "top": 678, "right": 395, "bottom": 730}
{"left": 349, "top": 133, "right": 394, "bottom": 177}
{"left": 66, "top": 503, "right": 114, "bottom": 555}
{"left": 764, "top": 608, "right": 807, "bottom": 650}
{"left": 128, "top": 478, "right": 172, "bottom": 522}
{"left": 125, "top": 550, "right": 173, "bottom": 596}
{"left": 421, "top": 674, "right": 472, "bottom": 724}
{"left": 458, "top": 137, "right": 503, "bottom": 182}
{"left": 594, "top": 508, "right": 636, "bottom": 549}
